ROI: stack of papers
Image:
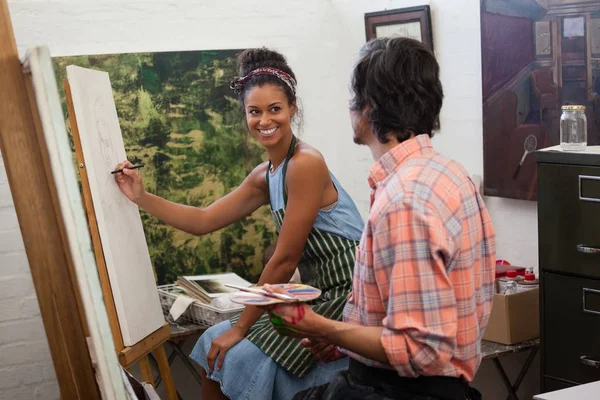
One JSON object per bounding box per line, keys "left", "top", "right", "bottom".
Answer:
{"left": 176, "top": 273, "right": 253, "bottom": 303}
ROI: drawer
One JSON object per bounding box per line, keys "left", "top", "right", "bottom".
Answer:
{"left": 543, "top": 272, "right": 600, "bottom": 384}
{"left": 538, "top": 163, "right": 600, "bottom": 279}
{"left": 543, "top": 376, "right": 577, "bottom": 392}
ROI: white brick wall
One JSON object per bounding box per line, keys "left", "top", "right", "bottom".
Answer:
{"left": 0, "top": 151, "right": 59, "bottom": 399}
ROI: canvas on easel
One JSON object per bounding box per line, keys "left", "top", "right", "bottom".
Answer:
{"left": 66, "top": 65, "right": 164, "bottom": 347}
{"left": 24, "top": 46, "right": 127, "bottom": 400}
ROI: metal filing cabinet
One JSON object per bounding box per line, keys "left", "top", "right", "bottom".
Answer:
{"left": 536, "top": 147, "right": 600, "bottom": 392}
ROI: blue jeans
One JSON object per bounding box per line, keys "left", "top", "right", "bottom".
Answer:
{"left": 189, "top": 320, "right": 349, "bottom": 400}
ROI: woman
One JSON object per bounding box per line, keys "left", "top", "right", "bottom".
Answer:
{"left": 114, "top": 48, "right": 364, "bottom": 400}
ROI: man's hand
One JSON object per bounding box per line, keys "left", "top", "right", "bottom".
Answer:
{"left": 262, "top": 284, "right": 389, "bottom": 365}
{"left": 262, "top": 284, "right": 322, "bottom": 339}
{"left": 301, "top": 338, "right": 345, "bottom": 363}
{"left": 262, "top": 285, "right": 345, "bottom": 363}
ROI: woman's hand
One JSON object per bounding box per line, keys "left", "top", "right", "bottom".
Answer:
{"left": 206, "top": 325, "right": 246, "bottom": 372}
{"left": 113, "top": 160, "right": 145, "bottom": 203}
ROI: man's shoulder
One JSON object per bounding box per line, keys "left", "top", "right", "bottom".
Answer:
{"left": 419, "top": 151, "right": 471, "bottom": 181}
{"left": 389, "top": 152, "right": 471, "bottom": 193}
{"left": 374, "top": 152, "right": 475, "bottom": 217}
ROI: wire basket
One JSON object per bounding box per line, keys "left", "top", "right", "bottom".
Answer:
{"left": 157, "top": 284, "right": 243, "bottom": 329}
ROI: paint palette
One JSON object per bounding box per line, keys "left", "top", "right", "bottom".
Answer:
{"left": 230, "top": 284, "right": 321, "bottom": 305}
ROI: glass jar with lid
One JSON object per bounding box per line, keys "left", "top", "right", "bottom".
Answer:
{"left": 517, "top": 273, "right": 539, "bottom": 292}
{"left": 560, "top": 105, "right": 587, "bottom": 151}
{"left": 497, "top": 270, "right": 523, "bottom": 294}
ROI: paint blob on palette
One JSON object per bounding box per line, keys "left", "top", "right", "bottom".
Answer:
{"left": 230, "top": 284, "right": 321, "bottom": 305}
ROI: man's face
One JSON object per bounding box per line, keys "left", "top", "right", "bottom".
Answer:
{"left": 350, "top": 109, "right": 370, "bottom": 145}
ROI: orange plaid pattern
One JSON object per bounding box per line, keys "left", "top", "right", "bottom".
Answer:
{"left": 342, "top": 134, "right": 496, "bottom": 381}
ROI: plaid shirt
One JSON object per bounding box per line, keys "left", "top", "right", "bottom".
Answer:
{"left": 342, "top": 134, "right": 496, "bottom": 381}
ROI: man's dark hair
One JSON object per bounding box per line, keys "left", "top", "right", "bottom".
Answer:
{"left": 350, "top": 37, "right": 443, "bottom": 143}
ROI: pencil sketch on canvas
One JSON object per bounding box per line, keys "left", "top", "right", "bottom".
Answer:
{"left": 67, "top": 65, "right": 164, "bottom": 346}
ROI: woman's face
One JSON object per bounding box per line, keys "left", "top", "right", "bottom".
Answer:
{"left": 243, "top": 83, "right": 296, "bottom": 148}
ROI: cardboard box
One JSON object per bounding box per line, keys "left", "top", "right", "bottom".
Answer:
{"left": 483, "top": 287, "right": 539, "bottom": 344}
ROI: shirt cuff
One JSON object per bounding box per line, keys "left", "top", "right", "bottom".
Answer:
{"left": 380, "top": 326, "right": 416, "bottom": 377}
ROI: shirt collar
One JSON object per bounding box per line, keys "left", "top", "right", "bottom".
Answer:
{"left": 368, "top": 134, "right": 433, "bottom": 189}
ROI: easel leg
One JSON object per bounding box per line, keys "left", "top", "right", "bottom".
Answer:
{"left": 139, "top": 356, "right": 155, "bottom": 387}
{"left": 150, "top": 346, "right": 176, "bottom": 387}
{"left": 154, "top": 344, "right": 178, "bottom": 400}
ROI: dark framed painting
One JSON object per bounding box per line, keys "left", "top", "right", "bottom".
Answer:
{"left": 364, "top": 6, "right": 434, "bottom": 52}
{"left": 480, "top": 0, "right": 600, "bottom": 201}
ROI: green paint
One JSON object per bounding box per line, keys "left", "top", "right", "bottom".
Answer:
{"left": 270, "top": 315, "right": 284, "bottom": 327}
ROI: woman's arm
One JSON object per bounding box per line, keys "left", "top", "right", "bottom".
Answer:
{"left": 233, "top": 151, "right": 331, "bottom": 332}
{"left": 115, "top": 160, "right": 269, "bottom": 236}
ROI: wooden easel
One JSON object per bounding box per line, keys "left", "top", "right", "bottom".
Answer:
{"left": 1, "top": 3, "right": 177, "bottom": 396}
{"left": 63, "top": 80, "right": 178, "bottom": 399}
{"left": 0, "top": 2, "right": 100, "bottom": 398}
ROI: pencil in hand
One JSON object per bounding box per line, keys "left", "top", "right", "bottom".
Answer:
{"left": 111, "top": 164, "right": 144, "bottom": 174}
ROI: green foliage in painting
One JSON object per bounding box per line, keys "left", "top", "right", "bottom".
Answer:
{"left": 53, "top": 50, "right": 276, "bottom": 285}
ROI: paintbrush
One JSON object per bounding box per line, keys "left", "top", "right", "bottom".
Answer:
{"left": 224, "top": 284, "right": 299, "bottom": 302}
{"left": 111, "top": 164, "right": 144, "bottom": 174}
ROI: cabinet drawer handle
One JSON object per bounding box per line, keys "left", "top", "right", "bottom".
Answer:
{"left": 583, "top": 288, "right": 600, "bottom": 315}
{"left": 581, "top": 356, "right": 600, "bottom": 368}
{"left": 577, "top": 244, "right": 600, "bottom": 254}
{"left": 579, "top": 175, "right": 600, "bottom": 202}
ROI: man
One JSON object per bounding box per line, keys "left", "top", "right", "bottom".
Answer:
{"left": 263, "top": 37, "right": 496, "bottom": 400}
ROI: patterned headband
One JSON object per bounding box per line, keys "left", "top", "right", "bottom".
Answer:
{"left": 230, "top": 67, "right": 297, "bottom": 95}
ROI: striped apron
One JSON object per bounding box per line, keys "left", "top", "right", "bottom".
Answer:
{"left": 231, "top": 136, "right": 358, "bottom": 377}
